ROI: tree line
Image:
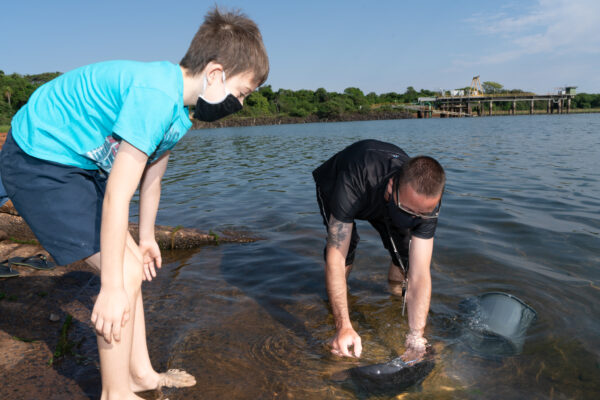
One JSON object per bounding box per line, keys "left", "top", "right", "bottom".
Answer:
{"left": 2, "top": 71, "right": 600, "bottom": 127}
{"left": 1, "top": 71, "right": 61, "bottom": 125}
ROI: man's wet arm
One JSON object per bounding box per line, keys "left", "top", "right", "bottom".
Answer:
{"left": 327, "top": 215, "right": 352, "bottom": 256}
{"left": 325, "top": 215, "right": 353, "bottom": 329}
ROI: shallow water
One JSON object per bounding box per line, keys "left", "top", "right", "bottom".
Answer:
{"left": 136, "top": 114, "right": 600, "bottom": 399}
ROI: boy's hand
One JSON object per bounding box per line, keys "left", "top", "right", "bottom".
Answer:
{"left": 331, "top": 326, "right": 362, "bottom": 358}
{"left": 91, "top": 287, "right": 130, "bottom": 344}
{"left": 139, "top": 239, "right": 162, "bottom": 281}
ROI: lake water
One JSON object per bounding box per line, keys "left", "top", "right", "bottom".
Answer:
{"left": 136, "top": 114, "right": 600, "bottom": 399}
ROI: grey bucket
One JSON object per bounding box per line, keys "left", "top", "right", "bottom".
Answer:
{"left": 458, "top": 292, "right": 537, "bottom": 358}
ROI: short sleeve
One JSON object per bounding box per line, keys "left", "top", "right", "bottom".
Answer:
{"left": 328, "top": 169, "right": 365, "bottom": 223}
{"left": 112, "top": 87, "right": 176, "bottom": 156}
{"left": 411, "top": 218, "right": 438, "bottom": 239}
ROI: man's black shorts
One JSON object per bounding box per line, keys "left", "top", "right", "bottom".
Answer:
{"left": 316, "top": 185, "right": 409, "bottom": 268}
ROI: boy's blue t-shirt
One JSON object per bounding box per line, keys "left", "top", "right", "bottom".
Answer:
{"left": 11, "top": 60, "right": 192, "bottom": 172}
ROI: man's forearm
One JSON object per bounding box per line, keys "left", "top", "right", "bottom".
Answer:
{"left": 324, "top": 215, "right": 354, "bottom": 330}
{"left": 325, "top": 253, "right": 352, "bottom": 330}
{"left": 406, "top": 237, "right": 434, "bottom": 337}
{"left": 406, "top": 272, "right": 431, "bottom": 336}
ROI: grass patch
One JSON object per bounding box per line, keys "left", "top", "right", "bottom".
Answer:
{"left": 48, "top": 314, "right": 77, "bottom": 366}
{"left": 0, "top": 292, "right": 17, "bottom": 301}
{"left": 8, "top": 237, "right": 39, "bottom": 245}
{"left": 0, "top": 125, "right": 10, "bottom": 133}
{"left": 208, "top": 230, "right": 220, "bottom": 244}
{"left": 12, "top": 336, "right": 36, "bottom": 343}
{"left": 170, "top": 224, "right": 184, "bottom": 249}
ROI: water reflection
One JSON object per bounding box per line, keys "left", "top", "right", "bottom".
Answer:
{"left": 138, "top": 115, "right": 600, "bottom": 399}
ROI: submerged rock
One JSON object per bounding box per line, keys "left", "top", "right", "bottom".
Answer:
{"left": 129, "top": 223, "right": 260, "bottom": 249}
{"left": 347, "top": 346, "right": 435, "bottom": 395}
{"left": 0, "top": 206, "right": 260, "bottom": 252}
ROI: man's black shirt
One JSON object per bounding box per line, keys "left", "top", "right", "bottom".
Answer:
{"left": 313, "top": 139, "right": 437, "bottom": 239}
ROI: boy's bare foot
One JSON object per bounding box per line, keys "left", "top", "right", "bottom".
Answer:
{"left": 130, "top": 370, "right": 159, "bottom": 393}
{"left": 131, "top": 369, "right": 196, "bottom": 392}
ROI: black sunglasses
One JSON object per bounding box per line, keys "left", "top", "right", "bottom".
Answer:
{"left": 393, "top": 174, "right": 442, "bottom": 219}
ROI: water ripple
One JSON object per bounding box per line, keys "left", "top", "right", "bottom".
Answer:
{"left": 142, "top": 114, "right": 600, "bottom": 399}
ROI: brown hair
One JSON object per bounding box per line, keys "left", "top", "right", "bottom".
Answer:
{"left": 180, "top": 7, "right": 269, "bottom": 86}
{"left": 396, "top": 156, "right": 445, "bottom": 197}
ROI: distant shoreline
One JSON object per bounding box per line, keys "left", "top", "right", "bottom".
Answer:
{"left": 191, "top": 109, "right": 415, "bottom": 129}
{"left": 1, "top": 108, "right": 598, "bottom": 136}
{"left": 193, "top": 107, "right": 600, "bottom": 129}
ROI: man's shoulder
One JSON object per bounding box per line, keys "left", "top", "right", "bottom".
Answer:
{"left": 346, "top": 139, "right": 405, "bottom": 154}
{"left": 338, "top": 140, "right": 408, "bottom": 164}
{"left": 313, "top": 139, "right": 407, "bottom": 182}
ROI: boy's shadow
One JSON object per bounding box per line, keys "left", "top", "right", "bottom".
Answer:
{"left": 219, "top": 242, "right": 325, "bottom": 347}
{"left": 217, "top": 241, "right": 387, "bottom": 351}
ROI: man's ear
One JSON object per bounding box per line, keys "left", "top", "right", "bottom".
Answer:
{"left": 386, "top": 177, "right": 394, "bottom": 200}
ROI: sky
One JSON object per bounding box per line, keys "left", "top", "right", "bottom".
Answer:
{"left": 2, "top": 0, "right": 599, "bottom": 94}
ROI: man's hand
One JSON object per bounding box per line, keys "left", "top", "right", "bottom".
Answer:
{"left": 91, "top": 287, "right": 130, "bottom": 344}
{"left": 331, "top": 326, "right": 362, "bottom": 358}
{"left": 139, "top": 239, "right": 162, "bottom": 281}
{"left": 401, "top": 332, "right": 427, "bottom": 363}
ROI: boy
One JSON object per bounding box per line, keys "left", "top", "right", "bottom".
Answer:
{"left": 0, "top": 8, "right": 268, "bottom": 399}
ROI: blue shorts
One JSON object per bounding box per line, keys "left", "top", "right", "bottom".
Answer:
{"left": 0, "top": 130, "right": 107, "bottom": 265}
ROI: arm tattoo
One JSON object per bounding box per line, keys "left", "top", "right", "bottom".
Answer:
{"left": 327, "top": 216, "right": 352, "bottom": 249}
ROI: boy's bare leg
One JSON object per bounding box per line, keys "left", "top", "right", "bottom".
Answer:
{"left": 123, "top": 235, "right": 159, "bottom": 391}
{"left": 125, "top": 234, "right": 196, "bottom": 392}
{"left": 128, "top": 289, "right": 159, "bottom": 391}
{"left": 86, "top": 246, "right": 145, "bottom": 399}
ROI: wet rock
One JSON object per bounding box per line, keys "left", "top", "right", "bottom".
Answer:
{"left": 0, "top": 212, "right": 260, "bottom": 252}
{"left": 128, "top": 224, "right": 261, "bottom": 249}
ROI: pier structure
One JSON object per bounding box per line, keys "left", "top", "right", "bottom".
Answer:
{"left": 430, "top": 93, "right": 575, "bottom": 117}
{"left": 410, "top": 81, "right": 577, "bottom": 118}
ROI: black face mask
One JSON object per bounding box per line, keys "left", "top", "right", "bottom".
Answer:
{"left": 193, "top": 94, "right": 242, "bottom": 122}
{"left": 193, "top": 71, "right": 243, "bottom": 122}
{"left": 386, "top": 198, "right": 419, "bottom": 229}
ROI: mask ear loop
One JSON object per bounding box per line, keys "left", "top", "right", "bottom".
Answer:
{"left": 221, "top": 71, "right": 230, "bottom": 95}
{"left": 386, "top": 172, "right": 409, "bottom": 316}
{"left": 200, "top": 74, "right": 208, "bottom": 97}
{"left": 199, "top": 70, "right": 230, "bottom": 104}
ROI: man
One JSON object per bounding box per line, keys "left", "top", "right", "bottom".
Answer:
{"left": 313, "top": 139, "right": 445, "bottom": 361}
